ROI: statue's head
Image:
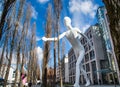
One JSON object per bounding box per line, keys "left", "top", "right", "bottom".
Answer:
{"left": 64, "top": 16, "right": 71, "bottom": 27}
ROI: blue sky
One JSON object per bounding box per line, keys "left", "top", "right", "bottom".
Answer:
{"left": 27, "top": 0, "right": 104, "bottom": 67}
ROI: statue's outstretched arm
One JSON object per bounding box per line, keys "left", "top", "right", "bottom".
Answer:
{"left": 42, "top": 32, "right": 66, "bottom": 41}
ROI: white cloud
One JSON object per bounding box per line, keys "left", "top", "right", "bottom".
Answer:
{"left": 36, "top": 36, "right": 41, "bottom": 41}
{"left": 69, "top": 0, "right": 81, "bottom": 12}
{"left": 31, "top": 6, "right": 38, "bottom": 19}
{"left": 69, "top": 0, "right": 98, "bottom": 18}
{"left": 69, "top": 0, "right": 98, "bottom": 32}
{"left": 37, "top": 0, "right": 49, "bottom": 4}
{"left": 36, "top": 46, "right": 43, "bottom": 62}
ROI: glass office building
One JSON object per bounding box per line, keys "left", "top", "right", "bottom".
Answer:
{"left": 96, "top": 6, "right": 119, "bottom": 84}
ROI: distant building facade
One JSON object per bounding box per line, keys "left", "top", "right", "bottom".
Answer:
{"left": 0, "top": 64, "right": 20, "bottom": 83}
{"left": 68, "top": 48, "right": 76, "bottom": 84}
{"left": 56, "top": 65, "right": 60, "bottom": 82}
{"left": 61, "top": 55, "right": 69, "bottom": 83}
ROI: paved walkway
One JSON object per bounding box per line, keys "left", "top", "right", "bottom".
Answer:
{"left": 60, "top": 85, "right": 120, "bottom": 87}
{"left": 86, "top": 85, "right": 120, "bottom": 87}
{"left": 3, "top": 84, "right": 120, "bottom": 87}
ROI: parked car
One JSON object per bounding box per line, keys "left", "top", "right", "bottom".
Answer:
{"left": 0, "top": 78, "right": 4, "bottom": 85}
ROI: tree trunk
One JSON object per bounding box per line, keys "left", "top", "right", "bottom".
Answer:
{"left": 53, "top": 0, "right": 62, "bottom": 86}
{"left": 42, "top": 4, "right": 52, "bottom": 87}
{"left": 0, "top": 35, "right": 8, "bottom": 73}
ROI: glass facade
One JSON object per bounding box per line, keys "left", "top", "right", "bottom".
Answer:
{"left": 97, "top": 7, "right": 112, "bottom": 51}
{"left": 96, "top": 6, "right": 116, "bottom": 84}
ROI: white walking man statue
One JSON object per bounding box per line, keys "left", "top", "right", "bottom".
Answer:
{"left": 42, "top": 16, "right": 91, "bottom": 87}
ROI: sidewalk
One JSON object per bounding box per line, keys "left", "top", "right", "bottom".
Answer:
{"left": 88, "top": 85, "right": 120, "bottom": 87}
{"left": 62, "top": 85, "right": 120, "bottom": 87}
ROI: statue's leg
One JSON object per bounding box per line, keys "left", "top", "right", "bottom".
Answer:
{"left": 80, "top": 64, "right": 90, "bottom": 86}
{"left": 74, "top": 50, "right": 85, "bottom": 87}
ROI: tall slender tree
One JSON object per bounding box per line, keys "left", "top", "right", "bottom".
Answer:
{"left": 27, "top": 22, "right": 36, "bottom": 84}
{"left": 13, "top": 0, "right": 25, "bottom": 86}
{"left": 42, "top": 4, "right": 52, "bottom": 87}
{"left": 53, "top": 13, "right": 57, "bottom": 87}
{"left": 4, "top": 0, "right": 25, "bottom": 86}
{"left": 0, "top": 0, "right": 16, "bottom": 73}
{"left": 19, "top": 4, "right": 31, "bottom": 87}
{"left": 53, "top": 0, "right": 62, "bottom": 86}
{"left": 0, "top": 0, "right": 16, "bottom": 40}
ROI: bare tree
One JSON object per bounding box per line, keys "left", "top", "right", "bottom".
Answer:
{"left": 32, "top": 48, "right": 39, "bottom": 84}
{"left": 53, "top": 0, "right": 62, "bottom": 86}
{"left": 19, "top": 4, "right": 32, "bottom": 87}
{"left": 53, "top": 13, "right": 57, "bottom": 87}
{"left": 0, "top": 0, "right": 15, "bottom": 73}
{"left": 36, "top": 63, "right": 41, "bottom": 80}
{"left": 0, "top": 32, "right": 9, "bottom": 74}
{"left": 0, "top": 0, "right": 16, "bottom": 40}
{"left": 4, "top": 0, "right": 25, "bottom": 86}
{"left": 30, "top": 23, "right": 37, "bottom": 84}
{"left": 13, "top": 1, "right": 25, "bottom": 87}
{"left": 42, "top": 4, "right": 52, "bottom": 87}
{"left": 27, "top": 22, "right": 36, "bottom": 84}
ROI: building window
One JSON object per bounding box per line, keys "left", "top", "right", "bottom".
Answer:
{"left": 86, "top": 63, "right": 90, "bottom": 72}
{"left": 91, "top": 61, "right": 96, "bottom": 71}
{"left": 83, "top": 38, "right": 87, "bottom": 44}
{"left": 83, "top": 65, "right": 85, "bottom": 70}
{"left": 90, "top": 33, "right": 92, "bottom": 39}
{"left": 74, "top": 55, "right": 76, "bottom": 60}
{"left": 81, "top": 39, "right": 83, "bottom": 44}
{"left": 90, "top": 50, "right": 95, "bottom": 60}
{"left": 85, "top": 53, "right": 89, "bottom": 62}
{"left": 12, "top": 71, "right": 15, "bottom": 78}
{"left": 84, "top": 45, "right": 88, "bottom": 52}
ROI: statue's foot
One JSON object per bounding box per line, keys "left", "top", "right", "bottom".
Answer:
{"left": 85, "top": 81, "right": 90, "bottom": 86}
{"left": 74, "top": 83, "right": 80, "bottom": 87}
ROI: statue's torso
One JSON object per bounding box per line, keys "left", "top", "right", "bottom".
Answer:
{"left": 65, "top": 30, "right": 84, "bottom": 57}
